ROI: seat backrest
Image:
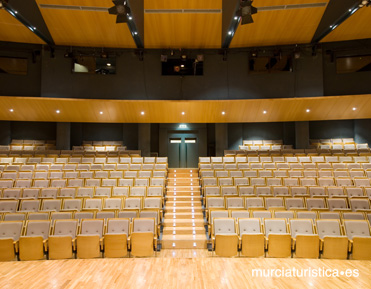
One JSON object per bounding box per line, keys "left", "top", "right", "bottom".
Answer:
{"left": 289, "top": 219, "right": 314, "bottom": 238}
{"left": 297, "top": 211, "right": 317, "bottom": 220}
{"left": 96, "top": 211, "right": 115, "bottom": 221}
{"left": 285, "top": 198, "right": 304, "bottom": 209}
{"left": 0, "top": 200, "right": 18, "bottom": 213}
{"left": 350, "top": 199, "right": 370, "bottom": 211}
{"left": 125, "top": 198, "right": 141, "bottom": 209}
{"left": 230, "top": 210, "right": 250, "bottom": 219}
{"left": 238, "top": 218, "right": 261, "bottom": 235}
{"left": 106, "top": 218, "right": 129, "bottom": 235}
{"left": 63, "top": 199, "right": 82, "bottom": 211}
{"left": 213, "top": 218, "right": 236, "bottom": 235}
{"left": 252, "top": 210, "right": 272, "bottom": 219}
{"left": 104, "top": 198, "right": 122, "bottom": 210}
{"left": 112, "top": 187, "right": 129, "bottom": 197}
{"left": 132, "top": 218, "right": 155, "bottom": 233}
{"left": 238, "top": 186, "right": 254, "bottom": 196}
{"left": 274, "top": 211, "right": 294, "bottom": 219}
{"left": 245, "top": 197, "right": 264, "bottom": 208}
{"left": 264, "top": 219, "right": 288, "bottom": 237}
{"left": 3, "top": 213, "right": 26, "bottom": 221}
{"left": 25, "top": 220, "right": 51, "bottom": 239}
{"left": 316, "top": 220, "right": 342, "bottom": 239}
{"left": 95, "top": 187, "right": 111, "bottom": 197}
{"left": 118, "top": 210, "right": 138, "bottom": 220}
{"left": 77, "top": 187, "right": 94, "bottom": 198}
{"left": 306, "top": 198, "right": 326, "bottom": 210}
{"left": 0, "top": 221, "right": 23, "bottom": 241}
{"left": 130, "top": 186, "right": 146, "bottom": 197}
{"left": 319, "top": 212, "right": 341, "bottom": 219}
{"left": 226, "top": 198, "right": 244, "bottom": 208}
{"left": 327, "top": 198, "right": 348, "bottom": 211}
{"left": 22, "top": 188, "right": 40, "bottom": 199}
{"left": 342, "top": 212, "right": 365, "bottom": 220}
{"left": 50, "top": 212, "right": 73, "bottom": 222}
{"left": 40, "top": 188, "right": 58, "bottom": 199}
{"left": 144, "top": 197, "right": 162, "bottom": 209}
{"left": 20, "top": 200, "right": 40, "bottom": 212}
{"left": 210, "top": 210, "right": 229, "bottom": 221}
{"left": 221, "top": 186, "right": 238, "bottom": 196}
{"left": 84, "top": 199, "right": 102, "bottom": 210}
{"left": 265, "top": 197, "right": 283, "bottom": 209}
{"left": 207, "top": 197, "right": 224, "bottom": 208}
{"left": 344, "top": 220, "right": 370, "bottom": 240}
{"left": 80, "top": 219, "right": 104, "bottom": 237}
{"left": 53, "top": 219, "right": 78, "bottom": 238}
{"left": 147, "top": 186, "right": 163, "bottom": 197}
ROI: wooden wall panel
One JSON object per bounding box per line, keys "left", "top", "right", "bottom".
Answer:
{"left": 321, "top": 7, "right": 371, "bottom": 43}
{"left": 36, "top": 0, "right": 136, "bottom": 48}
{"left": 1, "top": 94, "right": 371, "bottom": 123}
{"left": 230, "top": 2, "right": 328, "bottom": 48}
{"left": 144, "top": 0, "right": 222, "bottom": 10}
{"left": 0, "top": 10, "right": 45, "bottom": 44}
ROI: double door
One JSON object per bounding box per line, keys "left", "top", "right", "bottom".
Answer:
{"left": 168, "top": 133, "right": 198, "bottom": 168}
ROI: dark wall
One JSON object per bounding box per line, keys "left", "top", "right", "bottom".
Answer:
{"left": 150, "top": 124, "right": 159, "bottom": 154}
{"left": 0, "top": 121, "right": 11, "bottom": 145}
{"left": 0, "top": 43, "right": 41, "bottom": 97}
{"left": 354, "top": 119, "right": 371, "bottom": 145}
{"left": 323, "top": 40, "right": 371, "bottom": 96}
{"left": 11, "top": 121, "right": 56, "bottom": 140}
{"left": 309, "top": 120, "right": 354, "bottom": 139}
{"left": 227, "top": 122, "right": 295, "bottom": 149}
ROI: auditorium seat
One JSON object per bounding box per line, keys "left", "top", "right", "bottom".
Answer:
{"left": 28, "top": 212, "right": 49, "bottom": 220}
{"left": 76, "top": 219, "right": 104, "bottom": 258}
{"left": 130, "top": 218, "right": 157, "bottom": 257}
{"left": 212, "top": 218, "right": 239, "bottom": 257}
{"left": 316, "top": 219, "right": 348, "bottom": 259}
{"left": 290, "top": 219, "right": 319, "bottom": 258}
{"left": 0, "top": 220, "right": 23, "bottom": 261}
{"left": 0, "top": 200, "right": 18, "bottom": 213}
{"left": 343, "top": 220, "right": 371, "bottom": 260}
{"left": 264, "top": 219, "right": 291, "bottom": 258}
{"left": 3, "top": 212, "right": 26, "bottom": 221}
{"left": 238, "top": 218, "right": 265, "bottom": 257}
{"left": 230, "top": 210, "right": 249, "bottom": 220}
{"left": 48, "top": 219, "right": 78, "bottom": 260}
{"left": 104, "top": 218, "right": 130, "bottom": 258}
{"left": 19, "top": 220, "right": 51, "bottom": 260}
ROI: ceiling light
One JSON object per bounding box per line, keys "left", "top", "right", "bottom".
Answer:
{"left": 9, "top": 109, "right": 14, "bottom": 112}
{"left": 228, "top": 31, "right": 232, "bottom": 35}
{"left": 128, "top": 16, "right": 132, "bottom": 20}
{"left": 222, "top": 111, "right": 225, "bottom": 115}
{"left": 234, "top": 16, "right": 238, "bottom": 20}
{"left": 99, "top": 111, "right": 103, "bottom": 115}
{"left": 141, "top": 111, "right": 145, "bottom": 115}
{"left": 107, "top": 63, "right": 111, "bottom": 67}
{"left": 236, "top": 0, "right": 258, "bottom": 25}
{"left": 306, "top": 109, "right": 310, "bottom": 113}
{"left": 181, "top": 112, "right": 185, "bottom": 115}
{"left": 263, "top": 110, "right": 267, "bottom": 114}
{"left": 352, "top": 107, "right": 357, "bottom": 111}
{"left": 108, "top": 0, "right": 131, "bottom": 23}
{"left": 56, "top": 110, "right": 60, "bottom": 114}
{"left": 15, "top": 11, "right": 17, "bottom": 14}
{"left": 180, "top": 64, "right": 185, "bottom": 68}
{"left": 134, "top": 32, "right": 138, "bottom": 35}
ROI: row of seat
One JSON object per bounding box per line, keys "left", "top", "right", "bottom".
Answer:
{"left": 205, "top": 196, "right": 371, "bottom": 212}
{"left": 203, "top": 185, "right": 371, "bottom": 198}
{"left": 0, "top": 218, "right": 158, "bottom": 261}
{"left": 0, "top": 177, "right": 167, "bottom": 188}
{"left": 200, "top": 155, "right": 371, "bottom": 163}
{"left": 0, "top": 196, "right": 163, "bottom": 213}
{"left": 201, "top": 176, "right": 371, "bottom": 187}
{"left": 72, "top": 146, "right": 127, "bottom": 152}
{"left": 210, "top": 218, "right": 371, "bottom": 260}
{"left": 0, "top": 186, "right": 164, "bottom": 199}
{"left": 0, "top": 156, "right": 167, "bottom": 165}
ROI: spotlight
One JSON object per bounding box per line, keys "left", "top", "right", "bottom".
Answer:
{"left": 236, "top": 0, "right": 258, "bottom": 25}
{"left": 108, "top": 0, "right": 131, "bottom": 23}
{"left": 160, "top": 54, "right": 168, "bottom": 62}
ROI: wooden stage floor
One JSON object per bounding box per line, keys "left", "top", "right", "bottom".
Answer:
{"left": 0, "top": 250, "right": 370, "bottom": 289}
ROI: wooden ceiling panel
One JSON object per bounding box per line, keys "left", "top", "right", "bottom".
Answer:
{"left": 1, "top": 94, "right": 371, "bottom": 123}
{"left": 0, "top": 10, "right": 45, "bottom": 44}
{"left": 230, "top": 3, "right": 328, "bottom": 48}
{"left": 36, "top": 0, "right": 136, "bottom": 48}
{"left": 144, "top": 13, "right": 222, "bottom": 49}
{"left": 321, "top": 7, "right": 371, "bottom": 43}
{"left": 144, "top": 0, "right": 222, "bottom": 10}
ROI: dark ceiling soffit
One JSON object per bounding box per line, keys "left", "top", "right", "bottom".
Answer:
{"left": 127, "top": 0, "right": 144, "bottom": 49}
{"left": 311, "top": 0, "right": 360, "bottom": 44}
{"left": 222, "top": 0, "right": 240, "bottom": 49}
{"left": 5, "top": 0, "right": 54, "bottom": 46}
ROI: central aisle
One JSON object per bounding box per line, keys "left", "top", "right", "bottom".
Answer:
{"left": 161, "top": 168, "right": 207, "bottom": 249}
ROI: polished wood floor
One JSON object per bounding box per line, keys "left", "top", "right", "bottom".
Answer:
{"left": 1, "top": 250, "right": 370, "bottom": 289}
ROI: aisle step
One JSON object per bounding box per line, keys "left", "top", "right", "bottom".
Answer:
{"left": 165, "top": 206, "right": 203, "bottom": 213}
{"left": 163, "top": 212, "right": 204, "bottom": 219}
{"left": 162, "top": 227, "right": 206, "bottom": 235}
{"left": 165, "top": 201, "right": 202, "bottom": 207}
{"left": 163, "top": 219, "right": 204, "bottom": 227}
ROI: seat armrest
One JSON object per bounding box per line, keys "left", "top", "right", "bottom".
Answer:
{"left": 292, "top": 238, "right": 296, "bottom": 250}
{"left": 43, "top": 239, "right": 48, "bottom": 252}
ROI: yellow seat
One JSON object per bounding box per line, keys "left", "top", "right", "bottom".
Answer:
{"left": 130, "top": 218, "right": 157, "bottom": 257}
{"left": 48, "top": 219, "right": 78, "bottom": 260}
{"left": 239, "top": 218, "right": 265, "bottom": 257}
{"left": 212, "top": 218, "right": 239, "bottom": 257}
{"left": 104, "top": 218, "right": 130, "bottom": 258}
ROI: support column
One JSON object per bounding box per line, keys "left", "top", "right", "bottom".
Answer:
{"left": 138, "top": 123, "right": 151, "bottom": 157}
{"left": 295, "top": 121, "right": 309, "bottom": 149}
{"left": 215, "top": 123, "right": 228, "bottom": 156}
{"left": 56, "top": 122, "right": 71, "bottom": 150}
{"left": 0, "top": 121, "right": 11, "bottom": 145}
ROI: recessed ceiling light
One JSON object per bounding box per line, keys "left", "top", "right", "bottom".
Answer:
{"left": 134, "top": 32, "right": 138, "bottom": 35}
{"left": 107, "top": 63, "right": 111, "bottom": 67}
{"left": 234, "top": 16, "right": 238, "bottom": 20}
{"left": 56, "top": 110, "right": 60, "bottom": 114}
{"left": 222, "top": 111, "right": 225, "bottom": 115}
{"left": 141, "top": 111, "right": 145, "bottom": 115}
{"left": 181, "top": 112, "right": 185, "bottom": 115}
{"left": 263, "top": 110, "right": 267, "bottom": 114}
{"left": 306, "top": 109, "right": 310, "bottom": 113}
{"left": 9, "top": 109, "right": 14, "bottom": 112}
{"left": 128, "top": 16, "right": 132, "bottom": 20}
{"left": 15, "top": 11, "right": 18, "bottom": 14}
{"left": 99, "top": 111, "right": 103, "bottom": 115}
{"left": 180, "top": 64, "right": 185, "bottom": 68}
{"left": 352, "top": 107, "right": 357, "bottom": 111}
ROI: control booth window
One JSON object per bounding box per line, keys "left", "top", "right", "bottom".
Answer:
{"left": 0, "top": 57, "right": 28, "bottom": 75}
{"left": 72, "top": 56, "right": 116, "bottom": 75}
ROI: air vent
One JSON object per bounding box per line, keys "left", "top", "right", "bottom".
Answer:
{"left": 39, "top": 4, "right": 108, "bottom": 12}
{"left": 258, "top": 2, "right": 327, "bottom": 12}
{"left": 144, "top": 9, "right": 222, "bottom": 14}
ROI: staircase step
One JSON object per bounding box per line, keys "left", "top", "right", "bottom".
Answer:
{"left": 162, "top": 227, "right": 206, "bottom": 235}
{"left": 163, "top": 219, "right": 205, "bottom": 227}
{"left": 161, "top": 235, "right": 207, "bottom": 249}
{"left": 165, "top": 196, "right": 201, "bottom": 201}
{"left": 164, "top": 212, "right": 204, "bottom": 219}
{"left": 165, "top": 206, "right": 203, "bottom": 213}
{"left": 166, "top": 201, "right": 202, "bottom": 207}
{"left": 166, "top": 191, "right": 201, "bottom": 196}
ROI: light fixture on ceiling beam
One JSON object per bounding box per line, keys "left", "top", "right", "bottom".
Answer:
{"left": 236, "top": 0, "right": 258, "bottom": 25}
{"left": 0, "top": 0, "right": 8, "bottom": 9}
{"left": 108, "top": 0, "right": 131, "bottom": 23}
{"left": 359, "top": 0, "right": 371, "bottom": 7}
